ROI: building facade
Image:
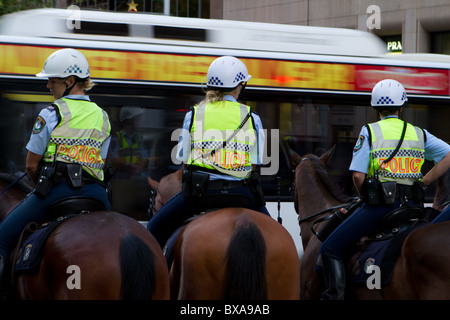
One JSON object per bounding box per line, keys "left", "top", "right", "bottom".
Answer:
{"left": 37, "top": 0, "right": 210, "bottom": 17}
{"left": 210, "top": 0, "right": 450, "bottom": 54}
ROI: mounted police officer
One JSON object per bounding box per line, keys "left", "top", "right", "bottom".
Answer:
{"left": 319, "top": 79, "right": 450, "bottom": 300}
{"left": 147, "top": 55, "right": 270, "bottom": 249}
{"left": 0, "top": 48, "right": 111, "bottom": 290}
{"left": 109, "top": 106, "right": 148, "bottom": 179}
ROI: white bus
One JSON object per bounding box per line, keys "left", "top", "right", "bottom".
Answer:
{"left": 1, "top": 9, "right": 449, "bottom": 254}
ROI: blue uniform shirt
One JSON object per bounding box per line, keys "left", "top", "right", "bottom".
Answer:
{"left": 26, "top": 95, "right": 111, "bottom": 159}
{"left": 350, "top": 115, "right": 450, "bottom": 174}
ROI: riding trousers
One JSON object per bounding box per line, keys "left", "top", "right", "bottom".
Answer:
{"left": 320, "top": 200, "right": 419, "bottom": 259}
{"left": 0, "top": 180, "right": 110, "bottom": 258}
{"left": 147, "top": 184, "right": 271, "bottom": 248}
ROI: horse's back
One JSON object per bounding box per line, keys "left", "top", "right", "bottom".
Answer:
{"left": 174, "top": 208, "right": 300, "bottom": 300}
{"left": 18, "top": 211, "right": 169, "bottom": 300}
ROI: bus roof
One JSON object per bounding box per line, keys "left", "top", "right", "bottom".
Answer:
{"left": 0, "top": 8, "right": 387, "bottom": 57}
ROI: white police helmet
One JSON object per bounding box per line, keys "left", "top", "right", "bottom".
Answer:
{"left": 371, "top": 79, "right": 408, "bottom": 108}
{"left": 120, "top": 106, "right": 144, "bottom": 122}
{"left": 206, "top": 56, "right": 252, "bottom": 90}
{"left": 36, "top": 48, "right": 90, "bottom": 79}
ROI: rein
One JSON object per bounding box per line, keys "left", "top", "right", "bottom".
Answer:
{"left": 0, "top": 172, "right": 28, "bottom": 198}
{"left": 148, "top": 187, "right": 158, "bottom": 218}
{"left": 298, "top": 201, "right": 357, "bottom": 225}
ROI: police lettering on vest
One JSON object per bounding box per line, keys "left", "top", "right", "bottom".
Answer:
{"left": 367, "top": 117, "right": 425, "bottom": 185}
{"left": 43, "top": 98, "right": 111, "bottom": 181}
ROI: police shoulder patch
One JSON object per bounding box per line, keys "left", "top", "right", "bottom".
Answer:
{"left": 354, "top": 135, "right": 364, "bottom": 152}
{"left": 32, "top": 116, "right": 46, "bottom": 134}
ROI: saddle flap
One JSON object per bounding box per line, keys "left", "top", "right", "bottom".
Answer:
{"left": 15, "top": 216, "right": 74, "bottom": 273}
{"left": 349, "top": 207, "right": 427, "bottom": 286}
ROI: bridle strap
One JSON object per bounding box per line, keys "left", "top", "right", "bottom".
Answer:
{"left": 298, "top": 202, "right": 354, "bottom": 225}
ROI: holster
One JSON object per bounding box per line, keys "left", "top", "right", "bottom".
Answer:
{"left": 191, "top": 171, "right": 209, "bottom": 197}
{"left": 363, "top": 178, "right": 398, "bottom": 206}
{"left": 34, "top": 162, "right": 84, "bottom": 197}
{"left": 34, "top": 164, "right": 56, "bottom": 197}
{"left": 362, "top": 178, "right": 380, "bottom": 206}
{"left": 380, "top": 181, "right": 396, "bottom": 205}
{"left": 181, "top": 169, "right": 209, "bottom": 198}
{"left": 181, "top": 169, "right": 192, "bottom": 198}
{"left": 66, "top": 163, "right": 83, "bottom": 189}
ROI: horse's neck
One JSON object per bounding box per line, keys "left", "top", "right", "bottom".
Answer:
{"left": 160, "top": 170, "right": 182, "bottom": 201}
{"left": 0, "top": 183, "right": 26, "bottom": 221}
{"left": 297, "top": 172, "right": 342, "bottom": 215}
{"left": 297, "top": 171, "right": 344, "bottom": 245}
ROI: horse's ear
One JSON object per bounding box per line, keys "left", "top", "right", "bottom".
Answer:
{"left": 319, "top": 145, "right": 336, "bottom": 165}
{"left": 147, "top": 176, "right": 159, "bottom": 191}
{"left": 280, "top": 139, "right": 301, "bottom": 169}
{"left": 289, "top": 150, "right": 302, "bottom": 169}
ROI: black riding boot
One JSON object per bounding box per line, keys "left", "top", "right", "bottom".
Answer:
{"left": 321, "top": 253, "right": 346, "bottom": 300}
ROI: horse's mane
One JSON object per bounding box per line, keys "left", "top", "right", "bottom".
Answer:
{"left": 303, "top": 155, "right": 353, "bottom": 204}
{"left": 0, "top": 172, "right": 34, "bottom": 194}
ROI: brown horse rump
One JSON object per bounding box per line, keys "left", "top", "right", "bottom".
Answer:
{"left": 161, "top": 192, "right": 254, "bottom": 264}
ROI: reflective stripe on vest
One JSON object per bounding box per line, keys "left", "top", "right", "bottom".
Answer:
{"left": 367, "top": 118, "right": 425, "bottom": 185}
{"left": 188, "top": 101, "right": 256, "bottom": 178}
{"left": 116, "top": 130, "right": 142, "bottom": 164}
{"left": 44, "top": 98, "right": 111, "bottom": 180}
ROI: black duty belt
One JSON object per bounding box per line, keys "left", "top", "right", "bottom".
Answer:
{"left": 207, "top": 179, "right": 247, "bottom": 190}
{"left": 53, "top": 162, "right": 98, "bottom": 185}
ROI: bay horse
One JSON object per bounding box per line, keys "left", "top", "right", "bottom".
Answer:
{"left": 289, "top": 146, "right": 450, "bottom": 300}
{"left": 147, "top": 170, "right": 300, "bottom": 300}
{"left": 0, "top": 173, "right": 170, "bottom": 300}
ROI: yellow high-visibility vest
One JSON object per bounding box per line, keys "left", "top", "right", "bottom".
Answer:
{"left": 115, "top": 130, "right": 142, "bottom": 164}
{"left": 367, "top": 117, "right": 425, "bottom": 185}
{"left": 43, "top": 98, "right": 111, "bottom": 181}
{"left": 188, "top": 100, "right": 256, "bottom": 178}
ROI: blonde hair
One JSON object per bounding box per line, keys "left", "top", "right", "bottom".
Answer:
{"left": 81, "top": 78, "right": 95, "bottom": 92}
{"left": 199, "top": 84, "right": 243, "bottom": 105}
{"left": 199, "top": 90, "right": 226, "bottom": 105}
{"left": 63, "top": 76, "right": 96, "bottom": 92}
